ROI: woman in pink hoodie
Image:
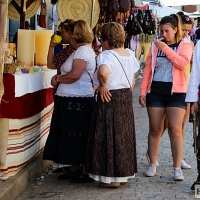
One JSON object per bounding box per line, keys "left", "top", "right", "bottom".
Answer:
{"left": 139, "top": 14, "right": 192, "bottom": 181}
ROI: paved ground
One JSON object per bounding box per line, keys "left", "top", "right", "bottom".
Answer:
{"left": 16, "top": 79, "right": 198, "bottom": 200}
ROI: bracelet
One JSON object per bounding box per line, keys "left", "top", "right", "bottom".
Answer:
{"left": 99, "top": 84, "right": 106, "bottom": 87}
{"left": 56, "top": 75, "right": 62, "bottom": 83}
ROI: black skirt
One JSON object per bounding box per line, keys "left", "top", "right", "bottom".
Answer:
{"left": 86, "top": 88, "right": 137, "bottom": 177}
{"left": 43, "top": 95, "right": 94, "bottom": 165}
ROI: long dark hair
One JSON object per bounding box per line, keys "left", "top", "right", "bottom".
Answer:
{"left": 160, "top": 14, "right": 182, "bottom": 43}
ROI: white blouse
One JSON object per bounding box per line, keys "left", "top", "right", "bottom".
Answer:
{"left": 93, "top": 49, "right": 140, "bottom": 90}
{"left": 186, "top": 41, "right": 200, "bottom": 102}
{"left": 56, "top": 45, "right": 96, "bottom": 97}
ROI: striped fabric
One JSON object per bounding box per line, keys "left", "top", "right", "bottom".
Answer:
{"left": 0, "top": 103, "right": 54, "bottom": 179}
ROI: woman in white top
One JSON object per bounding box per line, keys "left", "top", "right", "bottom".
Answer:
{"left": 43, "top": 20, "right": 96, "bottom": 183}
{"left": 185, "top": 40, "right": 200, "bottom": 190}
{"left": 86, "top": 22, "right": 140, "bottom": 188}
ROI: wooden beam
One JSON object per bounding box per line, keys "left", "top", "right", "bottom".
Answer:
{"left": 20, "top": 0, "right": 25, "bottom": 29}
{"left": 20, "top": 12, "right": 25, "bottom": 29}
{"left": 26, "top": 0, "right": 35, "bottom": 9}
{"left": 11, "top": 0, "right": 36, "bottom": 29}
{"left": 11, "top": 0, "right": 21, "bottom": 14}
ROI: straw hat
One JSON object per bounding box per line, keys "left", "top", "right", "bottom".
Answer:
{"left": 8, "top": 0, "right": 41, "bottom": 20}
{"left": 57, "top": 0, "right": 100, "bottom": 28}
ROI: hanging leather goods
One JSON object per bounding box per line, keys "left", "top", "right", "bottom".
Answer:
{"left": 38, "top": 0, "right": 47, "bottom": 28}
{"left": 142, "top": 10, "right": 155, "bottom": 35}
{"left": 124, "top": 0, "right": 142, "bottom": 36}
{"left": 124, "top": 0, "right": 143, "bottom": 48}
{"left": 105, "top": 0, "right": 119, "bottom": 22}
{"left": 118, "top": 0, "right": 130, "bottom": 13}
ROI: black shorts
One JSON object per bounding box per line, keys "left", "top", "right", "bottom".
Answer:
{"left": 146, "top": 92, "right": 187, "bottom": 109}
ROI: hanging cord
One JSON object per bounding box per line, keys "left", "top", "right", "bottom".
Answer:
{"left": 109, "top": 51, "right": 132, "bottom": 88}
{"left": 85, "top": 69, "right": 96, "bottom": 92}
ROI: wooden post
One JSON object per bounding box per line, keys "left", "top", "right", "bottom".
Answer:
{"left": 11, "top": 0, "right": 36, "bottom": 29}
{"left": 0, "top": 0, "right": 9, "bottom": 172}
{"left": 0, "top": 0, "right": 8, "bottom": 103}
{"left": 20, "top": 0, "right": 25, "bottom": 28}
{"left": 90, "top": 0, "right": 95, "bottom": 28}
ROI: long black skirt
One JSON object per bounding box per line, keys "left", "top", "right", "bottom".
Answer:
{"left": 86, "top": 88, "right": 137, "bottom": 178}
{"left": 43, "top": 95, "right": 94, "bottom": 165}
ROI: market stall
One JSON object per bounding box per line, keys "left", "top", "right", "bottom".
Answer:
{"left": 0, "top": 37, "right": 56, "bottom": 178}
{"left": 0, "top": 0, "right": 57, "bottom": 179}
{"left": 0, "top": 0, "right": 157, "bottom": 179}
{"left": 0, "top": 69, "right": 56, "bottom": 179}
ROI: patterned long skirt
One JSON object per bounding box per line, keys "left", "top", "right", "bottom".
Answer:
{"left": 86, "top": 88, "right": 137, "bottom": 183}
{"left": 43, "top": 95, "right": 94, "bottom": 165}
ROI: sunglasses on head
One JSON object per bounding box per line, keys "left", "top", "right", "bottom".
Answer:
{"left": 185, "top": 16, "right": 191, "bottom": 22}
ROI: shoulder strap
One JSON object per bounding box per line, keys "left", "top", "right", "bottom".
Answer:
{"left": 85, "top": 70, "right": 96, "bottom": 92}
{"left": 109, "top": 51, "right": 132, "bottom": 88}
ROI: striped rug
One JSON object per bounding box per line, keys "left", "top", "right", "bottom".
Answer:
{"left": 0, "top": 103, "right": 54, "bottom": 179}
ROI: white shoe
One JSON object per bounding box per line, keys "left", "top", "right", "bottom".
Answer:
{"left": 144, "top": 163, "right": 156, "bottom": 177}
{"left": 174, "top": 168, "right": 184, "bottom": 181}
{"left": 181, "top": 160, "right": 191, "bottom": 169}
{"left": 145, "top": 151, "right": 159, "bottom": 167}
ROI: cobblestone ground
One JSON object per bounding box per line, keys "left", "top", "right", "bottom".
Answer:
{"left": 17, "top": 79, "right": 197, "bottom": 200}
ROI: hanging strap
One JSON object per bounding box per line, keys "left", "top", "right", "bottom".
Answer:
{"left": 85, "top": 69, "right": 96, "bottom": 91}
{"left": 109, "top": 51, "right": 132, "bottom": 88}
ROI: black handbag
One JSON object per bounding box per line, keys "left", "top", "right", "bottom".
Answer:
{"left": 124, "top": 0, "right": 143, "bottom": 36}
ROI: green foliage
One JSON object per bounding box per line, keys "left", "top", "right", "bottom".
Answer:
{"left": 8, "top": 0, "right": 12, "bottom": 6}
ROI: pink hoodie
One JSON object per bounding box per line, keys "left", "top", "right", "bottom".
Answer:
{"left": 140, "top": 38, "right": 192, "bottom": 96}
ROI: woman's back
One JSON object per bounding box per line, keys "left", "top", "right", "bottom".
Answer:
{"left": 93, "top": 49, "right": 139, "bottom": 90}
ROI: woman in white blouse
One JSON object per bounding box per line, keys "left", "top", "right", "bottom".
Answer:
{"left": 86, "top": 22, "right": 140, "bottom": 188}
{"left": 43, "top": 20, "right": 96, "bottom": 183}
{"left": 185, "top": 39, "right": 200, "bottom": 190}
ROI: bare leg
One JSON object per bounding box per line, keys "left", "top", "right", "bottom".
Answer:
{"left": 166, "top": 107, "right": 185, "bottom": 169}
{"left": 182, "top": 103, "right": 190, "bottom": 140}
{"left": 147, "top": 107, "right": 166, "bottom": 166}
{"left": 161, "top": 115, "right": 168, "bottom": 136}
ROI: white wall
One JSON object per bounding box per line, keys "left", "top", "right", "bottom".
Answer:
{"left": 135, "top": 0, "right": 144, "bottom": 6}
{"left": 35, "top": 1, "right": 53, "bottom": 32}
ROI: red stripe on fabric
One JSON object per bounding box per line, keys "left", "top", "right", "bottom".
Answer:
{"left": 7, "top": 126, "right": 50, "bottom": 154}
{"left": 8, "top": 106, "right": 53, "bottom": 136}
{"left": 0, "top": 148, "right": 44, "bottom": 175}
{"left": 0, "top": 74, "right": 54, "bottom": 119}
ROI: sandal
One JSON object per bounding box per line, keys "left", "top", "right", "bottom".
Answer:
{"left": 99, "top": 182, "right": 122, "bottom": 189}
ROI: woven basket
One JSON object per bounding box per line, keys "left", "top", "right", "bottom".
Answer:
{"left": 8, "top": 0, "right": 41, "bottom": 20}
{"left": 57, "top": 0, "right": 100, "bottom": 28}
{"left": 3, "top": 64, "right": 17, "bottom": 74}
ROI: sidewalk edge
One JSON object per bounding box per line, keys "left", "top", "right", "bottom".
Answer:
{"left": 0, "top": 152, "right": 52, "bottom": 200}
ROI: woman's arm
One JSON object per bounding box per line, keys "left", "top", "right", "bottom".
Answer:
{"left": 161, "top": 41, "right": 192, "bottom": 70}
{"left": 47, "top": 35, "right": 58, "bottom": 69}
{"left": 97, "top": 64, "right": 110, "bottom": 86}
{"left": 191, "top": 102, "right": 198, "bottom": 115}
{"left": 140, "top": 45, "right": 153, "bottom": 96}
{"left": 97, "top": 64, "right": 112, "bottom": 102}
{"left": 57, "top": 59, "right": 87, "bottom": 84}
